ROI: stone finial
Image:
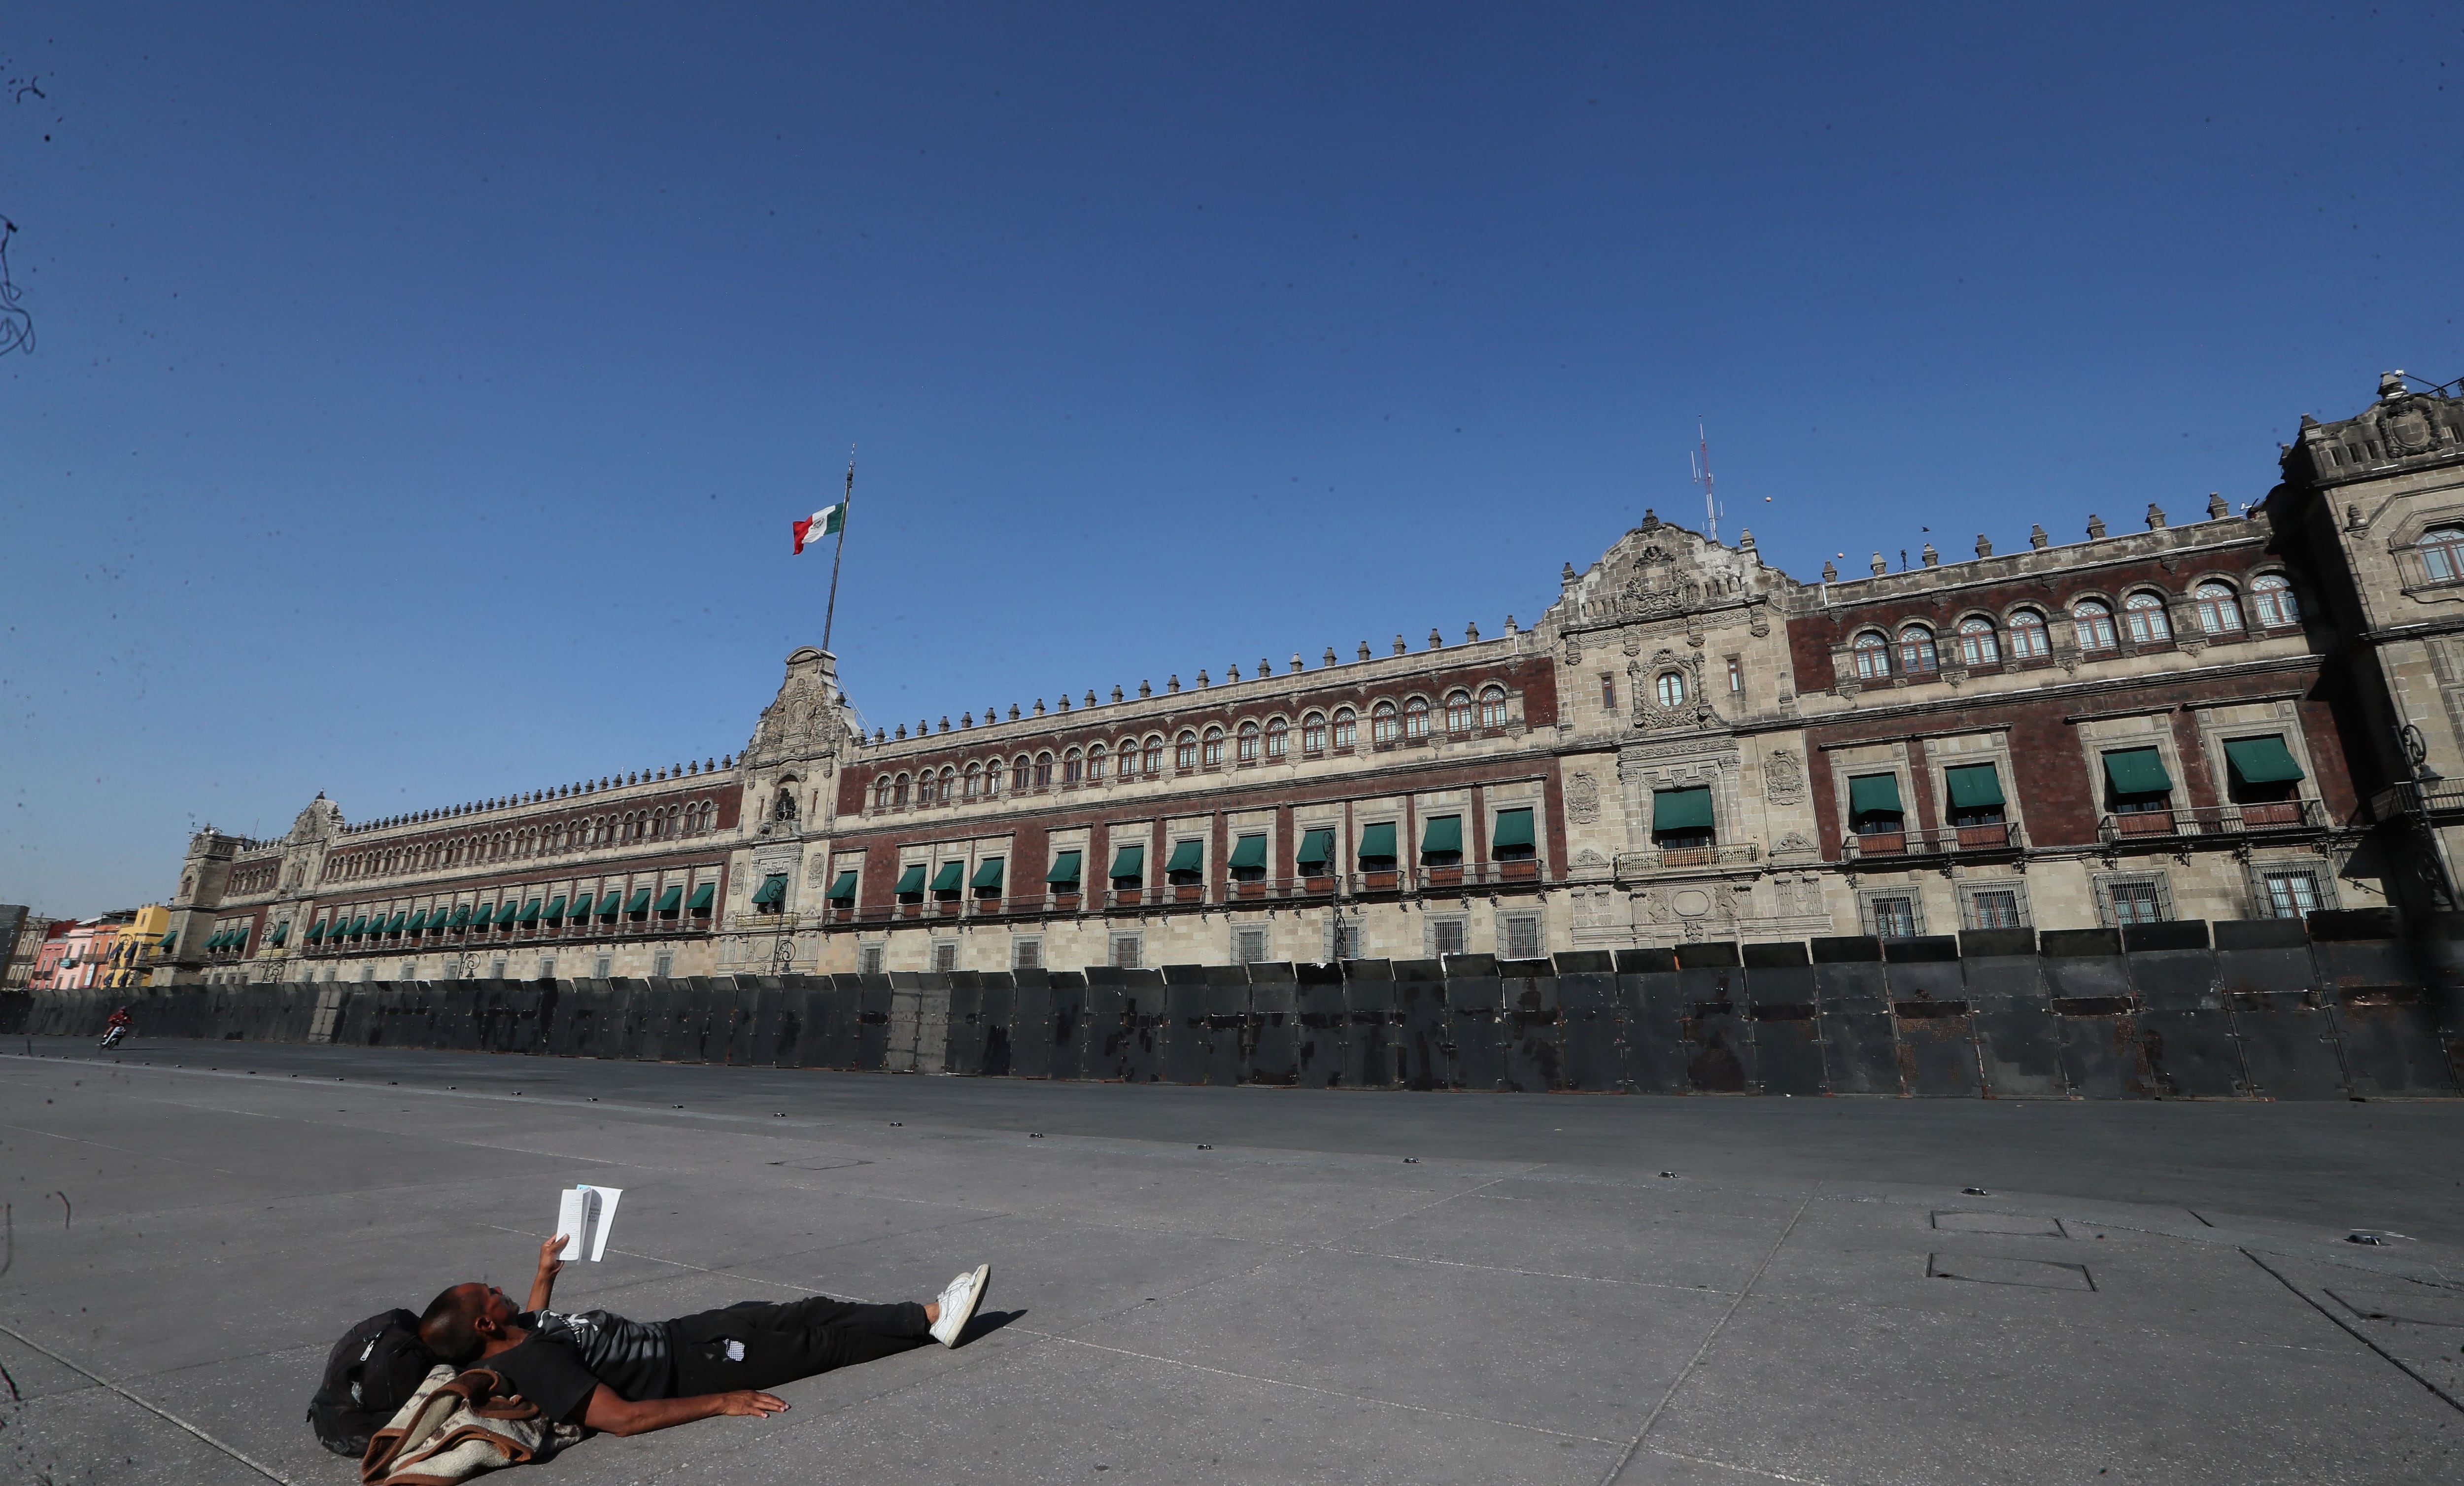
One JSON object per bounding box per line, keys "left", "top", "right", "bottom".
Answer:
{"left": 938, "top": 716, "right": 950, "bottom": 733}
{"left": 1227, "top": 663, "right": 1241, "bottom": 681}
{"left": 2029, "top": 523, "right": 2049, "bottom": 550}
{"left": 874, "top": 730, "right": 886, "bottom": 744}
{"left": 1869, "top": 552, "right": 1887, "bottom": 575}
{"left": 1357, "top": 641, "right": 1372, "bottom": 662}
{"left": 1562, "top": 561, "right": 1578, "bottom": 583}
{"left": 1008, "top": 703, "right": 1021, "bottom": 720}
{"left": 895, "top": 724, "right": 908, "bottom": 739}
{"left": 1975, "top": 534, "right": 1993, "bottom": 558}
{"left": 2382, "top": 369, "right": 2407, "bottom": 399}
{"left": 1323, "top": 646, "right": 1338, "bottom": 667}
{"left": 2086, "top": 514, "right": 2107, "bottom": 539}
{"left": 1289, "top": 654, "right": 1303, "bottom": 673}
{"left": 685, "top": 761, "right": 696, "bottom": 775}
{"left": 1738, "top": 529, "right": 1755, "bottom": 551}
{"left": 1111, "top": 684, "right": 1125, "bottom": 703}
{"left": 1393, "top": 635, "right": 1408, "bottom": 655}
{"left": 1054, "top": 695, "right": 1068, "bottom": 712}
{"left": 1260, "top": 658, "right": 1273, "bottom": 678}
{"left": 1166, "top": 676, "right": 1180, "bottom": 693}
{"left": 961, "top": 712, "right": 974, "bottom": 728}
{"left": 1505, "top": 614, "right": 1518, "bottom": 634}
{"left": 1091, "top": 690, "right": 1103, "bottom": 706}
{"left": 1428, "top": 627, "right": 1443, "bottom": 649}
{"left": 1195, "top": 671, "right": 1209, "bottom": 688}
{"left": 2145, "top": 503, "right": 2166, "bottom": 530}
{"left": 1821, "top": 559, "right": 1838, "bottom": 582}
{"left": 706, "top": 758, "right": 716, "bottom": 770}
{"left": 1920, "top": 543, "right": 1939, "bottom": 568}
{"left": 721, "top": 754, "right": 731, "bottom": 767}
{"left": 2207, "top": 491, "right": 2228, "bottom": 519}
{"left": 1034, "top": 697, "right": 1047, "bottom": 715}
{"left": 1465, "top": 622, "right": 1481, "bottom": 642}
{"left": 1139, "top": 679, "right": 1153, "bottom": 697}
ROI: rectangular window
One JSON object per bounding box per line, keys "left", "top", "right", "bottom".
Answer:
{"left": 1502, "top": 914, "right": 1541, "bottom": 959}
{"left": 932, "top": 942, "right": 958, "bottom": 973}
{"left": 1970, "top": 891, "right": 2021, "bottom": 930}
{"left": 1870, "top": 897, "right": 1916, "bottom": 937}
{"left": 1431, "top": 919, "right": 1469, "bottom": 957}
{"left": 653, "top": 952, "right": 673, "bottom": 977}
{"left": 1111, "top": 933, "right": 1142, "bottom": 970}
{"left": 1233, "top": 927, "right": 1267, "bottom": 965}
{"left": 594, "top": 955, "right": 613, "bottom": 978}
{"left": 538, "top": 958, "right": 556, "bottom": 980}
{"left": 491, "top": 957, "right": 509, "bottom": 980}
{"left": 2109, "top": 880, "right": 2165, "bottom": 925}
{"left": 1650, "top": 787, "right": 1716, "bottom": 850}
{"left": 401, "top": 962, "right": 418, "bottom": 981}
{"left": 859, "top": 944, "right": 885, "bottom": 976}
{"left": 1013, "top": 938, "right": 1041, "bottom": 970}
{"left": 2263, "top": 870, "right": 2322, "bottom": 919}
{"left": 1727, "top": 657, "right": 1743, "bottom": 695}
{"left": 1600, "top": 674, "right": 1617, "bottom": 711}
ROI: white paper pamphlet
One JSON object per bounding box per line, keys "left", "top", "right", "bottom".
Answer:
{"left": 553, "top": 1183, "right": 623, "bottom": 1262}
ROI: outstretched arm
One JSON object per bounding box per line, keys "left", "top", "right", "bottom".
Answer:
{"left": 581, "top": 1384, "right": 787, "bottom": 1436}
{"left": 525, "top": 1235, "right": 565, "bottom": 1313}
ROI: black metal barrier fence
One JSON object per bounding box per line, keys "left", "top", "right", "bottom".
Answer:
{"left": 10, "top": 914, "right": 2462, "bottom": 1098}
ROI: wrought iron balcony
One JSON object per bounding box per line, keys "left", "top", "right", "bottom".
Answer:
{"left": 2095, "top": 799, "right": 2328, "bottom": 845}
{"left": 1843, "top": 823, "right": 2028, "bottom": 861}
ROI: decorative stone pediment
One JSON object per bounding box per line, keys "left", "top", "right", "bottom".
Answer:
{"left": 746, "top": 647, "right": 856, "bottom": 770}
{"left": 286, "top": 795, "right": 342, "bottom": 845}
{"left": 1544, "top": 510, "right": 1788, "bottom": 643}
{"left": 1626, "top": 649, "right": 1727, "bottom": 735}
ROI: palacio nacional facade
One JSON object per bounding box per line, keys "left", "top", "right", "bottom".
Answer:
{"left": 156, "top": 374, "right": 2464, "bottom": 985}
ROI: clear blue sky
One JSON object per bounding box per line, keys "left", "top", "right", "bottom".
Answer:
{"left": 4, "top": 4, "right": 2458, "bottom": 917}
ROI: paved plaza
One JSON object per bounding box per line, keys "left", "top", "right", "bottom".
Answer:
{"left": 2, "top": 1036, "right": 2460, "bottom": 1485}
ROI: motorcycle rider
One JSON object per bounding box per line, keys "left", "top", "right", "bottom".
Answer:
{"left": 101, "top": 1006, "right": 133, "bottom": 1047}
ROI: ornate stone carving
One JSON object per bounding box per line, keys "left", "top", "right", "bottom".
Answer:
{"left": 1627, "top": 650, "right": 1724, "bottom": 733}
{"left": 1568, "top": 771, "right": 1601, "bottom": 825}
{"left": 1774, "top": 830, "right": 1815, "bottom": 854}
{"left": 1763, "top": 749, "right": 1806, "bottom": 805}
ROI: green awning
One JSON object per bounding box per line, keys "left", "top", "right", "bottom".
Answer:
{"left": 386, "top": 912, "right": 408, "bottom": 933}
{"left": 446, "top": 904, "right": 472, "bottom": 928}
{"left": 753, "top": 874, "right": 788, "bottom": 905}
{"left": 970, "top": 858, "right": 1004, "bottom": 891}
{"left": 1652, "top": 787, "right": 1715, "bottom": 832}
{"left": 685, "top": 883, "right": 714, "bottom": 910}
{"left": 2103, "top": 748, "right": 2173, "bottom": 795}
{"left": 1228, "top": 833, "right": 1268, "bottom": 869}
{"left": 1492, "top": 808, "right": 1534, "bottom": 849}
{"left": 654, "top": 886, "right": 682, "bottom": 912}
{"left": 1109, "top": 844, "right": 1144, "bottom": 882}
{"left": 624, "top": 888, "right": 652, "bottom": 914}
{"left": 1848, "top": 774, "right": 1903, "bottom": 817}
{"left": 1944, "top": 763, "right": 2005, "bottom": 809}
{"left": 890, "top": 866, "right": 924, "bottom": 896}
{"left": 407, "top": 910, "right": 429, "bottom": 933}
{"left": 929, "top": 861, "right": 964, "bottom": 893}
{"left": 543, "top": 896, "right": 567, "bottom": 920}
{"left": 160, "top": 930, "right": 180, "bottom": 949}
{"left": 1045, "top": 850, "right": 1082, "bottom": 886}
{"left": 2224, "top": 736, "right": 2305, "bottom": 786}
{"left": 469, "top": 905, "right": 494, "bottom": 929}
{"left": 597, "top": 890, "right": 624, "bottom": 915}
{"left": 349, "top": 915, "right": 370, "bottom": 936}
{"left": 1165, "top": 839, "right": 1204, "bottom": 875}
{"left": 517, "top": 899, "right": 543, "bottom": 923}
{"left": 495, "top": 900, "right": 522, "bottom": 926}
{"left": 205, "top": 930, "right": 224, "bottom": 949}
{"left": 826, "top": 872, "right": 859, "bottom": 902}
{"left": 269, "top": 923, "right": 287, "bottom": 946}
{"left": 1420, "top": 815, "right": 1463, "bottom": 854}
{"left": 306, "top": 920, "right": 326, "bottom": 942}
{"left": 1358, "top": 822, "right": 1397, "bottom": 861}
{"left": 1296, "top": 828, "right": 1335, "bottom": 867}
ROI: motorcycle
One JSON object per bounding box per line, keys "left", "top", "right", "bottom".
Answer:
{"left": 100, "top": 1024, "right": 128, "bottom": 1050}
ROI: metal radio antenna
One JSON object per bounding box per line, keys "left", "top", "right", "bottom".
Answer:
{"left": 1690, "top": 420, "right": 1718, "bottom": 543}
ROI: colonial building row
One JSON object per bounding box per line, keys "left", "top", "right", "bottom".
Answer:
{"left": 154, "top": 372, "right": 2464, "bottom": 985}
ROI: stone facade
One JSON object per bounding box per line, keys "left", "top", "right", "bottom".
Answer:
{"left": 152, "top": 375, "right": 2464, "bottom": 984}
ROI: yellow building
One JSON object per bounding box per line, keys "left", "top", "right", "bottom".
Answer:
{"left": 88, "top": 905, "right": 171, "bottom": 992}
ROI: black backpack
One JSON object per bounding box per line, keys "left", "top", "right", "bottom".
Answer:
{"left": 307, "top": 1308, "right": 439, "bottom": 1457}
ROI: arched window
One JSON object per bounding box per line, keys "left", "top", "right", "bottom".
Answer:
{"left": 1086, "top": 743, "right": 1107, "bottom": 782}
{"left": 1266, "top": 717, "right": 1290, "bottom": 760}
{"left": 2421, "top": 527, "right": 2464, "bottom": 582}
{"left": 938, "top": 767, "right": 956, "bottom": 803}
{"left": 1237, "top": 722, "right": 1261, "bottom": 762}
{"left": 2193, "top": 581, "right": 2242, "bottom": 635}
{"left": 1142, "top": 736, "right": 1164, "bottom": 775}
{"left": 980, "top": 762, "right": 999, "bottom": 798}
{"left": 1063, "top": 748, "right": 1083, "bottom": 785}
{"left": 1302, "top": 711, "right": 1328, "bottom": 754}
{"left": 1852, "top": 631, "right": 1891, "bottom": 679}
{"left": 1371, "top": 700, "right": 1398, "bottom": 744}
{"left": 1480, "top": 685, "right": 1508, "bottom": 727}
{"left": 2072, "top": 599, "right": 2117, "bottom": 651}
{"left": 1332, "top": 707, "right": 1357, "bottom": 749}
{"left": 2008, "top": 609, "right": 2050, "bottom": 658}
{"left": 2123, "top": 591, "right": 2171, "bottom": 644}
{"left": 1012, "top": 756, "right": 1031, "bottom": 793}
{"left": 911, "top": 771, "right": 930, "bottom": 806}
{"left": 1655, "top": 671, "right": 1687, "bottom": 707}
{"left": 1175, "top": 731, "right": 1198, "bottom": 770}
{"left": 1956, "top": 617, "right": 2000, "bottom": 667}
{"left": 2252, "top": 574, "right": 2299, "bottom": 627}
{"left": 1445, "top": 690, "right": 1474, "bottom": 732}
{"left": 964, "top": 763, "right": 983, "bottom": 799}
{"left": 1119, "top": 739, "right": 1140, "bottom": 779}
{"left": 1033, "top": 753, "right": 1053, "bottom": 789}
{"left": 1898, "top": 625, "right": 1938, "bottom": 674}
{"left": 1201, "top": 727, "right": 1224, "bottom": 767}
{"left": 1403, "top": 697, "right": 1431, "bottom": 740}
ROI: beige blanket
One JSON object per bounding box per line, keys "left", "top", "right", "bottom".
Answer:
{"left": 361, "top": 1365, "right": 582, "bottom": 1486}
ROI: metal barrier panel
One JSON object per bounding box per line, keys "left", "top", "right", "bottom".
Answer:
{"left": 1339, "top": 961, "right": 1399, "bottom": 1089}
{"left": 1081, "top": 971, "right": 1130, "bottom": 1082}
{"left": 1884, "top": 938, "right": 1977, "bottom": 1099}
{"left": 1008, "top": 971, "right": 1054, "bottom": 1079}
{"left": 2212, "top": 921, "right": 2337, "bottom": 1095}
{"left": 2122, "top": 924, "right": 2245, "bottom": 1097}
{"left": 631, "top": 980, "right": 677, "bottom": 1060}
{"left": 1202, "top": 968, "right": 1250, "bottom": 1087}
{"left": 2042, "top": 929, "right": 2153, "bottom": 1099}
{"left": 1393, "top": 959, "right": 1449, "bottom": 1091}
{"left": 719, "top": 978, "right": 760, "bottom": 1066}
{"left": 1122, "top": 971, "right": 1171, "bottom": 1083}
{"left": 682, "top": 979, "right": 724, "bottom": 1064}
{"left": 791, "top": 979, "right": 845, "bottom": 1071}
{"left": 1164, "top": 967, "right": 1210, "bottom": 1085}
{"left": 1247, "top": 965, "right": 1300, "bottom": 1086}
{"left": 1741, "top": 944, "right": 1819, "bottom": 1096}
{"left": 1498, "top": 959, "right": 1563, "bottom": 1092}
{"left": 2331, "top": 986, "right": 2461, "bottom": 1096}
{"left": 1044, "top": 973, "right": 1088, "bottom": 1081}
{"left": 1810, "top": 937, "right": 1899, "bottom": 1095}
{"left": 1617, "top": 949, "right": 1687, "bottom": 1094}
{"left": 611, "top": 981, "right": 654, "bottom": 1060}
{"left": 1295, "top": 962, "right": 1346, "bottom": 1089}
{"left": 978, "top": 974, "right": 1017, "bottom": 1077}
{"left": 1676, "top": 944, "right": 1749, "bottom": 1094}
{"left": 1958, "top": 931, "right": 2061, "bottom": 1098}
{"left": 1553, "top": 953, "right": 1623, "bottom": 1093}
{"left": 757, "top": 980, "right": 800, "bottom": 1067}
{"left": 1439, "top": 957, "right": 1504, "bottom": 1092}
{"left": 855, "top": 976, "right": 894, "bottom": 1072}
{"left": 944, "top": 982, "right": 987, "bottom": 1076}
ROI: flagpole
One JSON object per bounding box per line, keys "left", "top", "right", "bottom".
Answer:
{"left": 820, "top": 450, "right": 855, "bottom": 657}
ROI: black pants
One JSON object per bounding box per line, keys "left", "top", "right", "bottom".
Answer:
{"left": 668, "top": 1296, "right": 931, "bottom": 1396}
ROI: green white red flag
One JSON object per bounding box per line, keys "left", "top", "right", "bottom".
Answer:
{"left": 792, "top": 503, "right": 844, "bottom": 554}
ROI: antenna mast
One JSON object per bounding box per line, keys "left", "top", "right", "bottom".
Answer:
{"left": 1690, "top": 420, "right": 1719, "bottom": 543}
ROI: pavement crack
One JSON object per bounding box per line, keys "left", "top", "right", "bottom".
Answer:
{"left": 0, "top": 1321, "right": 296, "bottom": 1484}
{"left": 2237, "top": 1248, "right": 2464, "bottom": 1416}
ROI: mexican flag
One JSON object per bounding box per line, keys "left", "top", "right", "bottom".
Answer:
{"left": 792, "top": 503, "right": 844, "bottom": 554}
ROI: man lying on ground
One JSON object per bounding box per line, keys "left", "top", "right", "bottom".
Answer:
{"left": 418, "top": 1236, "right": 990, "bottom": 1436}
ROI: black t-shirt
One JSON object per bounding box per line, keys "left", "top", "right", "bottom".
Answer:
{"left": 486, "top": 1310, "right": 677, "bottom": 1424}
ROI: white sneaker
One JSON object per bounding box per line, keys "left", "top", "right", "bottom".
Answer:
{"left": 928, "top": 1263, "right": 989, "bottom": 1348}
